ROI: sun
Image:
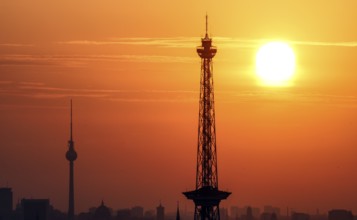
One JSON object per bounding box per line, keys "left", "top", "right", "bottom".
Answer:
{"left": 255, "top": 41, "right": 296, "bottom": 86}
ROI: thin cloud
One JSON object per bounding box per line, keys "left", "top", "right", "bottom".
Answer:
{"left": 228, "top": 90, "right": 357, "bottom": 107}
{"left": 0, "top": 82, "right": 199, "bottom": 102}
{"left": 59, "top": 37, "right": 198, "bottom": 48}
{"left": 0, "top": 55, "right": 69, "bottom": 66}
{"left": 217, "top": 38, "right": 357, "bottom": 48}
{"left": 0, "top": 103, "right": 66, "bottom": 110}
{"left": 1, "top": 80, "right": 357, "bottom": 108}
{"left": 290, "top": 40, "right": 357, "bottom": 47}
{"left": 0, "top": 43, "right": 33, "bottom": 47}
{"left": 17, "top": 84, "right": 198, "bottom": 94}
{"left": 23, "top": 93, "right": 109, "bottom": 99}
{"left": 59, "top": 37, "right": 357, "bottom": 48}
{"left": 0, "top": 54, "right": 195, "bottom": 66}
{"left": 3, "top": 38, "right": 354, "bottom": 68}
{"left": 105, "top": 97, "right": 197, "bottom": 103}
{"left": 19, "top": 81, "right": 46, "bottom": 86}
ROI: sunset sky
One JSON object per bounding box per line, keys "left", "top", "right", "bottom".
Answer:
{"left": 1, "top": 0, "right": 357, "bottom": 215}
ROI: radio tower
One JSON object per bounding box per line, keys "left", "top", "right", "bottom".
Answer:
{"left": 183, "top": 15, "right": 231, "bottom": 220}
{"left": 66, "top": 100, "right": 77, "bottom": 220}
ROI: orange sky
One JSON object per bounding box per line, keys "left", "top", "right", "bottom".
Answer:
{"left": 1, "top": 0, "right": 357, "bottom": 215}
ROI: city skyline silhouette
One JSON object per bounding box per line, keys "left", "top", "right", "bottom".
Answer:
{"left": 1, "top": 0, "right": 357, "bottom": 218}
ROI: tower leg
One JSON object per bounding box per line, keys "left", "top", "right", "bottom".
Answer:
{"left": 194, "top": 205, "right": 220, "bottom": 220}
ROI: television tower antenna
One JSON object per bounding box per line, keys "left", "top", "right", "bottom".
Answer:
{"left": 66, "top": 99, "right": 77, "bottom": 220}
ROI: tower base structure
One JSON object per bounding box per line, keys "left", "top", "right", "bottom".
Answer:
{"left": 183, "top": 187, "right": 231, "bottom": 220}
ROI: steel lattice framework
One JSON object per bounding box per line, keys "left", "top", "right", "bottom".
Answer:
{"left": 183, "top": 16, "right": 231, "bottom": 220}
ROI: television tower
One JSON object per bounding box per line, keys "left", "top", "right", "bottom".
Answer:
{"left": 66, "top": 100, "right": 77, "bottom": 220}
{"left": 183, "top": 15, "right": 231, "bottom": 220}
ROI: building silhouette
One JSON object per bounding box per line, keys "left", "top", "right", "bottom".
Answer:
{"left": 220, "top": 208, "right": 228, "bottom": 220}
{"left": 22, "top": 199, "right": 49, "bottom": 220}
{"left": 94, "top": 201, "right": 111, "bottom": 220}
{"left": 131, "top": 207, "right": 144, "bottom": 219}
{"left": 0, "top": 188, "right": 13, "bottom": 220}
{"left": 65, "top": 100, "right": 78, "bottom": 220}
{"left": 230, "top": 206, "right": 239, "bottom": 219}
{"left": 328, "top": 209, "right": 353, "bottom": 220}
{"left": 260, "top": 213, "right": 276, "bottom": 220}
{"left": 117, "top": 209, "right": 131, "bottom": 220}
{"left": 247, "top": 207, "right": 253, "bottom": 220}
{"left": 231, "top": 206, "right": 260, "bottom": 220}
{"left": 183, "top": 14, "right": 231, "bottom": 220}
{"left": 176, "top": 203, "right": 180, "bottom": 220}
{"left": 156, "top": 203, "right": 164, "bottom": 220}
{"left": 263, "top": 206, "right": 280, "bottom": 217}
{"left": 292, "top": 212, "right": 310, "bottom": 220}
{"left": 144, "top": 210, "right": 155, "bottom": 220}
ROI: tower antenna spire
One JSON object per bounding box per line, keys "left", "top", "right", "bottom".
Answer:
{"left": 205, "top": 13, "right": 208, "bottom": 37}
{"left": 70, "top": 99, "right": 73, "bottom": 141}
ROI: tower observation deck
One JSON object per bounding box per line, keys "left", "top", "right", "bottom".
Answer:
{"left": 183, "top": 16, "right": 231, "bottom": 220}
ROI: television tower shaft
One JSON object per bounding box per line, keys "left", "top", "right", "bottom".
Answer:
{"left": 183, "top": 15, "right": 231, "bottom": 220}
{"left": 66, "top": 100, "right": 77, "bottom": 220}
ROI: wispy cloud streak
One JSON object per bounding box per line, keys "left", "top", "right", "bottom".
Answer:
{"left": 0, "top": 81, "right": 199, "bottom": 103}
{"left": 1, "top": 81, "right": 357, "bottom": 108}
{"left": 59, "top": 37, "right": 357, "bottom": 48}
{"left": 2, "top": 38, "right": 354, "bottom": 67}
{"left": 59, "top": 37, "right": 198, "bottom": 48}
{"left": 0, "top": 54, "right": 195, "bottom": 66}
{"left": 0, "top": 43, "right": 33, "bottom": 47}
{"left": 290, "top": 40, "right": 357, "bottom": 47}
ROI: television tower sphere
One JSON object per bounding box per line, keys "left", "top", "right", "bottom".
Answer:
{"left": 66, "top": 147, "right": 77, "bottom": 161}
